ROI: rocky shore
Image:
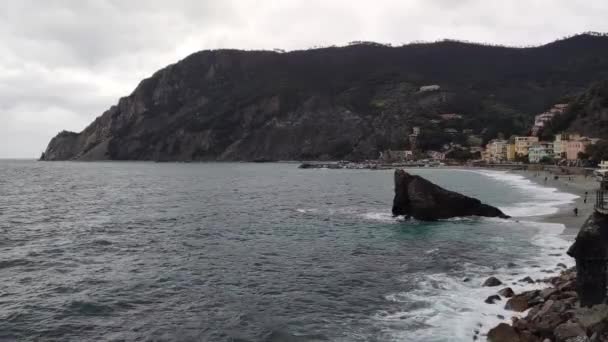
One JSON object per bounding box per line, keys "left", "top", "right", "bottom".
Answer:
{"left": 484, "top": 267, "right": 608, "bottom": 342}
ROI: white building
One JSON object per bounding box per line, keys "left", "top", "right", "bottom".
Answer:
{"left": 419, "top": 85, "right": 440, "bottom": 92}
{"left": 528, "top": 142, "right": 554, "bottom": 163}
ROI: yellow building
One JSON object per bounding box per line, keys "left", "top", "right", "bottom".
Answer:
{"left": 506, "top": 144, "right": 516, "bottom": 161}
{"left": 514, "top": 136, "right": 539, "bottom": 156}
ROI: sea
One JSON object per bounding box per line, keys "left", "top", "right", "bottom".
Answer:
{"left": 0, "top": 160, "right": 579, "bottom": 342}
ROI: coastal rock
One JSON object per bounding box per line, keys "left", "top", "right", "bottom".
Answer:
{"left": 567, "top": 213, "right": 608, "bottom": 307}
{"left": 575, "top": 304, "right": 608, "bottom": 334}
{"left": 541, "top": 288, "right": 559, "bottom": 300}
{"left": 486, "top": 295, "right": 502, "bottom": 304}
{"left": 391, "top": 170, "right": 510, "bottom": 220}
{"left": 554, "top": 321, "right": 587, "bottom": 342}
{"left": 499, "top": 287, "right": 515, "bottom": 298}
{"left": 520, "top": 276, "right": 535, "bottom": 284}
{"left": 483, "top": 277, "right": 503, "bottom": 287}
{"left": 506, "top": 295, "right": 530, "bottom": 312}
{"left": 488, "top": 323, "right": 521, "bottom": 342}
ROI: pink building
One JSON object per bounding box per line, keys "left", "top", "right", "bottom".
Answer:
{"left": 566, "top": 138, "right": 593, "bottom": 160}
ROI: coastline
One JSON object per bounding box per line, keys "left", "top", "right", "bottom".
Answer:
{"left": 478, "top": 168, "right": 598, "bottom": 341}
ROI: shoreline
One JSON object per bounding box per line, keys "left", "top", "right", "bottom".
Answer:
{"left": 478, "top": 168, "right": 598, "bottom": 341}
{"left": 507, "top": 168, "right": 596, "bottom": 236}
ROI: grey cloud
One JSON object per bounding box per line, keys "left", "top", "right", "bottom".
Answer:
{"left": 2, "top": 0, "right": 608, "bottom": 158}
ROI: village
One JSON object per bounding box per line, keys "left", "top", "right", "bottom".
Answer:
{"left": 378, "top": 98, "right": 601, "bottom": 168}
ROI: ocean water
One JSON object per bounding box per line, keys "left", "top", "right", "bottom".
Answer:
{"left": 0, "top": 161, "right": 578, "bottom": 342}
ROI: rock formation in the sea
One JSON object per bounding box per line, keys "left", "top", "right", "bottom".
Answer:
{"left": 391, "top": 169, "right": 509, "bottom": 220}
{"left": 567, "top": 212, "right": 608, "bottom": 307}
{"left": 40, "top": 34, "right": 608, "bottom": 161}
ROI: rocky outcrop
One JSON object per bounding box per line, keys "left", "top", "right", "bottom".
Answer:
{"left": 486, "top": 268, "right": 608, "bottom": 341}
{"left": 567, "top": 213, "right": 608, "bottom": 307}
{"left": 40, "top": 34, "right": 608, "bottom": 161}
{"left": 391, "top": 169, "right": 509, "bottom": 220}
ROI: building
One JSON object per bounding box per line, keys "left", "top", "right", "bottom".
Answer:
{"left": 419, "top": 85, "right": 440, "bottom": 92}
{"left": 553, "top": 133, "right": 568, "bottom": 159}
{"left": 514, "top": 136, "right": 539, "bottom": 156}
{"left": 484, "top": 139, "right": 508, "bottom": 162}
{"left": 566, "top": 137, "right": 594, "bottom": 160}
{"left": 444, "top": 128, "right": 458, "bottom": 135}
{"left": 530, "top": 104, "right": 568, "bottom": 136}
{"left": 440, "top": 113, "right": 463, "bottom": 120}
{"left": 552, "top": 104, "right": 568, "bottom": 113}
{"left": 506, "top": 144, "right": 516, "bottom": 161}
{"left": 427, "top": 150, "right": 445, "bottom": 161}
{"left": 380, "top": 150, "right": 413, "bottom": 162}
{"left": 528, "top": 142, "right": 554, "bottom": 163}
{"left": 531, "top": 112, "right": 556, "bottom": 136}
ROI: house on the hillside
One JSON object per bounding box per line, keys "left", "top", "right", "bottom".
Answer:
{"left": 440, "top": 113, "right": 463, "bottom": 120}
{"left": 419, "top": 85, "right": 440, "bottom": 92}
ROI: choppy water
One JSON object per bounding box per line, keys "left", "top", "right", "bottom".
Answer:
{"left": 0, "top": 161, "right": 577, "bottom": 342}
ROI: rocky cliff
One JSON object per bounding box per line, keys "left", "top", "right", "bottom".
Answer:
{"left": 42, "top": 33, "right": 608, "bottom": 161}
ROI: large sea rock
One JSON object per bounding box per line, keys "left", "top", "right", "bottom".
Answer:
{"left": 391, "top": 169, "right": 509, "bottom": 221}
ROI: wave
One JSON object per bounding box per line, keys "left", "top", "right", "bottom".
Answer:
{"left": 377, "top": 220, "right": 573, "bottom": 342}
{"left": 470, "top": 170, "right": 578, "bottom": 217}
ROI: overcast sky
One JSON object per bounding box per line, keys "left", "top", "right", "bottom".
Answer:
{"left": 2, "top": 0, "right": 608, "bottom": 158}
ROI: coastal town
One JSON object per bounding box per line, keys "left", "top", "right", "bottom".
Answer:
{"left": 385, "top": 102, "right": 600, "bottom": 166}
{"left": 302, "top": 98, "right": 604, "bottom": 171}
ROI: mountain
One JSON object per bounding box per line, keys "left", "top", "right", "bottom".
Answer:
{"left": 41, "top": 33, "right": 608, "bottom": 161}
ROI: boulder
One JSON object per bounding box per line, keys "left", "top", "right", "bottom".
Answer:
{"left": 575, "top": 304, "right": 608, "bottom": 336}
{"left": 554, "top": 321, "right": 587, "bottom": 342}
{"left": 541, "top": 288, "right": 558, "bottom": 300}
{"left": 520, "top": 276, "right": 535, "bottom": 284}
{"left": 506, "top": 295, "right": 530, "bottom": 312}
{"left": 486, "top": 295, "right": 502, "bottom": 304}
{"left": 499, "top": 287, "right": 515, "bottom": 298}
{"left": 484, "top": 277, "right": 503, "bottom": 287}
{"left": 391, "top": 170, "right": 510, "bottom": 220}
{"left": 488, "top": 323, "right": 521, "bottom": 342}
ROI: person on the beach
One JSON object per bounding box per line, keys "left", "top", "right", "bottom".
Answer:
{"left": 574, "top": 207, "right": 579, "bottom": 216}
{"left": 544, "top": 176, "right": 547, "bottom": 183}
{"left": 584, "top": 191, "right": 588, "bottom": 204}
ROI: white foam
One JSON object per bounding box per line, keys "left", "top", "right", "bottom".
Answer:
{"left": 471, "top": 170, "right": 579, "bottom": 217}
{"left": 296, "top": 208, "right": 318, "bottom": 213}
{"left": 360, "top": 211, "right": 407, "bottom": 223}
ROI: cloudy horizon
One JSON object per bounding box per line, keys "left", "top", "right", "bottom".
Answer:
{"left": 2, "top": 0, "right": 608, "bottom": 158}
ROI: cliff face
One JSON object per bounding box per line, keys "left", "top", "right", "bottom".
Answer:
{"left": 42, "top": 34, "right": 608, "bottom": 161}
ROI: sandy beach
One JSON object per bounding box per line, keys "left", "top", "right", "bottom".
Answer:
{"left": 510, "top": 169, "right": 598, "bottom": 237}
